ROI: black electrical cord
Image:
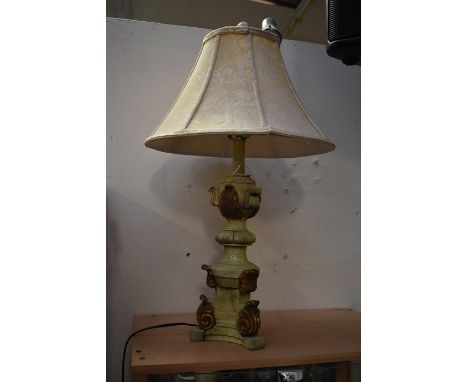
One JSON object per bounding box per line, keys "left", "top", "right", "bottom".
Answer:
{"left": 122, "top": 322, "right": 198, "bottom": 382}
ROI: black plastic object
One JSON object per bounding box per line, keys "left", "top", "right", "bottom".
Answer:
{"left": 326, "top": 0, "right": 361, "bottom": 65}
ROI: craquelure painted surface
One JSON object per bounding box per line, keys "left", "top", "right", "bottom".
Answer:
{"left": 191, "top": 137, "right": 265, "bottom": 349}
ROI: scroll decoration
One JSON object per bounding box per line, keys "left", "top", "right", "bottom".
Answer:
{"left": 201, "top": 264, "right": 217, "bottom": 288}
{"left": 237, "top": 300, "right": 261, "bottom": 336}
{"left": 196, "top": 294, "right": 216, "bottom": 330}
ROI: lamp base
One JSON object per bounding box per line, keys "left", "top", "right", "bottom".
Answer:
{"left": 191, "top": 277, "right": 263, "bottom": 350}
{"left": 190, "top": 326, "right": 265, "bottom": 350}
{"left": 192, "top": 136, "right": 264, "bottom": 351}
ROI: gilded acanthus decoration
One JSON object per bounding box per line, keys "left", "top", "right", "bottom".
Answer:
{"left": 238, "top": 269, "right": 259, "bottom": 294}
{"left": 219, "top": 184, "right": 242, "bottom": 219}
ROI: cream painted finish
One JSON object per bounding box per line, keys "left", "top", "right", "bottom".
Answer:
{"left": 107, "top": 18, "right": 360, "bottom": 381}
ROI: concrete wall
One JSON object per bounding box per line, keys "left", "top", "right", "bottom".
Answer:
{"left": 107, "top": 18, "right": 360, "bottom": 381}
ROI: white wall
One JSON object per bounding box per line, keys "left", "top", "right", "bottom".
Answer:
{"left": 107, "top": 18, "right": 360, "bottom": 381}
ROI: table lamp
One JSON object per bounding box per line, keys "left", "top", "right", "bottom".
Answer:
{"left": 145, "top": 19, "right": 335, "bottom": 350}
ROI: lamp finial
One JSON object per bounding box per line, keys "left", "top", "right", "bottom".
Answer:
{"left": 261, "top": 17, "right": 282, "bottom": 43}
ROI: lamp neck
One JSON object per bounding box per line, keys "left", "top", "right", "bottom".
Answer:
{"left": 231, "top": 136, "right": 247, "bottom": 175}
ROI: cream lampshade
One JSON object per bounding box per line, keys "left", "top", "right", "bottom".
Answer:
{"left": 145, "top": 20, "right": 335, "bottom": 350}
{"left": 145, "top": 22, "right": 335, "bottom": 157}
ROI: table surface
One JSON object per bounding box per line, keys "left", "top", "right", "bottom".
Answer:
{"left": 131, "top": 309, "right": 360, "bottom": 375}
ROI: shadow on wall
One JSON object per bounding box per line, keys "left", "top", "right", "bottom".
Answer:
{"left": 246, "top": 158, "right": 305, "bottom": 221}
{"left": 149, "top": 156, "right": 231, "bottom": 250}
{"left": 106, "top": 187, "right": 218, "bottom": 309}
{"left": 107, "top": 187, "right": 221, "bottom": 382}
{"left": 106, "top": 154, "right": 308, "bottom": 370}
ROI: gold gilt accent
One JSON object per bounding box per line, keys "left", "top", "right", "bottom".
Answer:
{"left": 217, "top": 181, "right": 261, "bottom": 220}
{"left": 219, "top": 184, "right": 242, "bottom": 219}
{"left": 238, "top": 269, "right": 259, "bottom": 294}
{"left": 237, "top": 300, "right": 261, "bottom": 336}
{"left": 196, "top": 295, "right": 216, "bottom": 330}
{"left": 201, "top": 264, "right": 217, "bottom": 288}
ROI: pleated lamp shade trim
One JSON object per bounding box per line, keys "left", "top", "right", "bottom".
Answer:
{"left": 145, "top": 25, "right": 335, "bottom": 158}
